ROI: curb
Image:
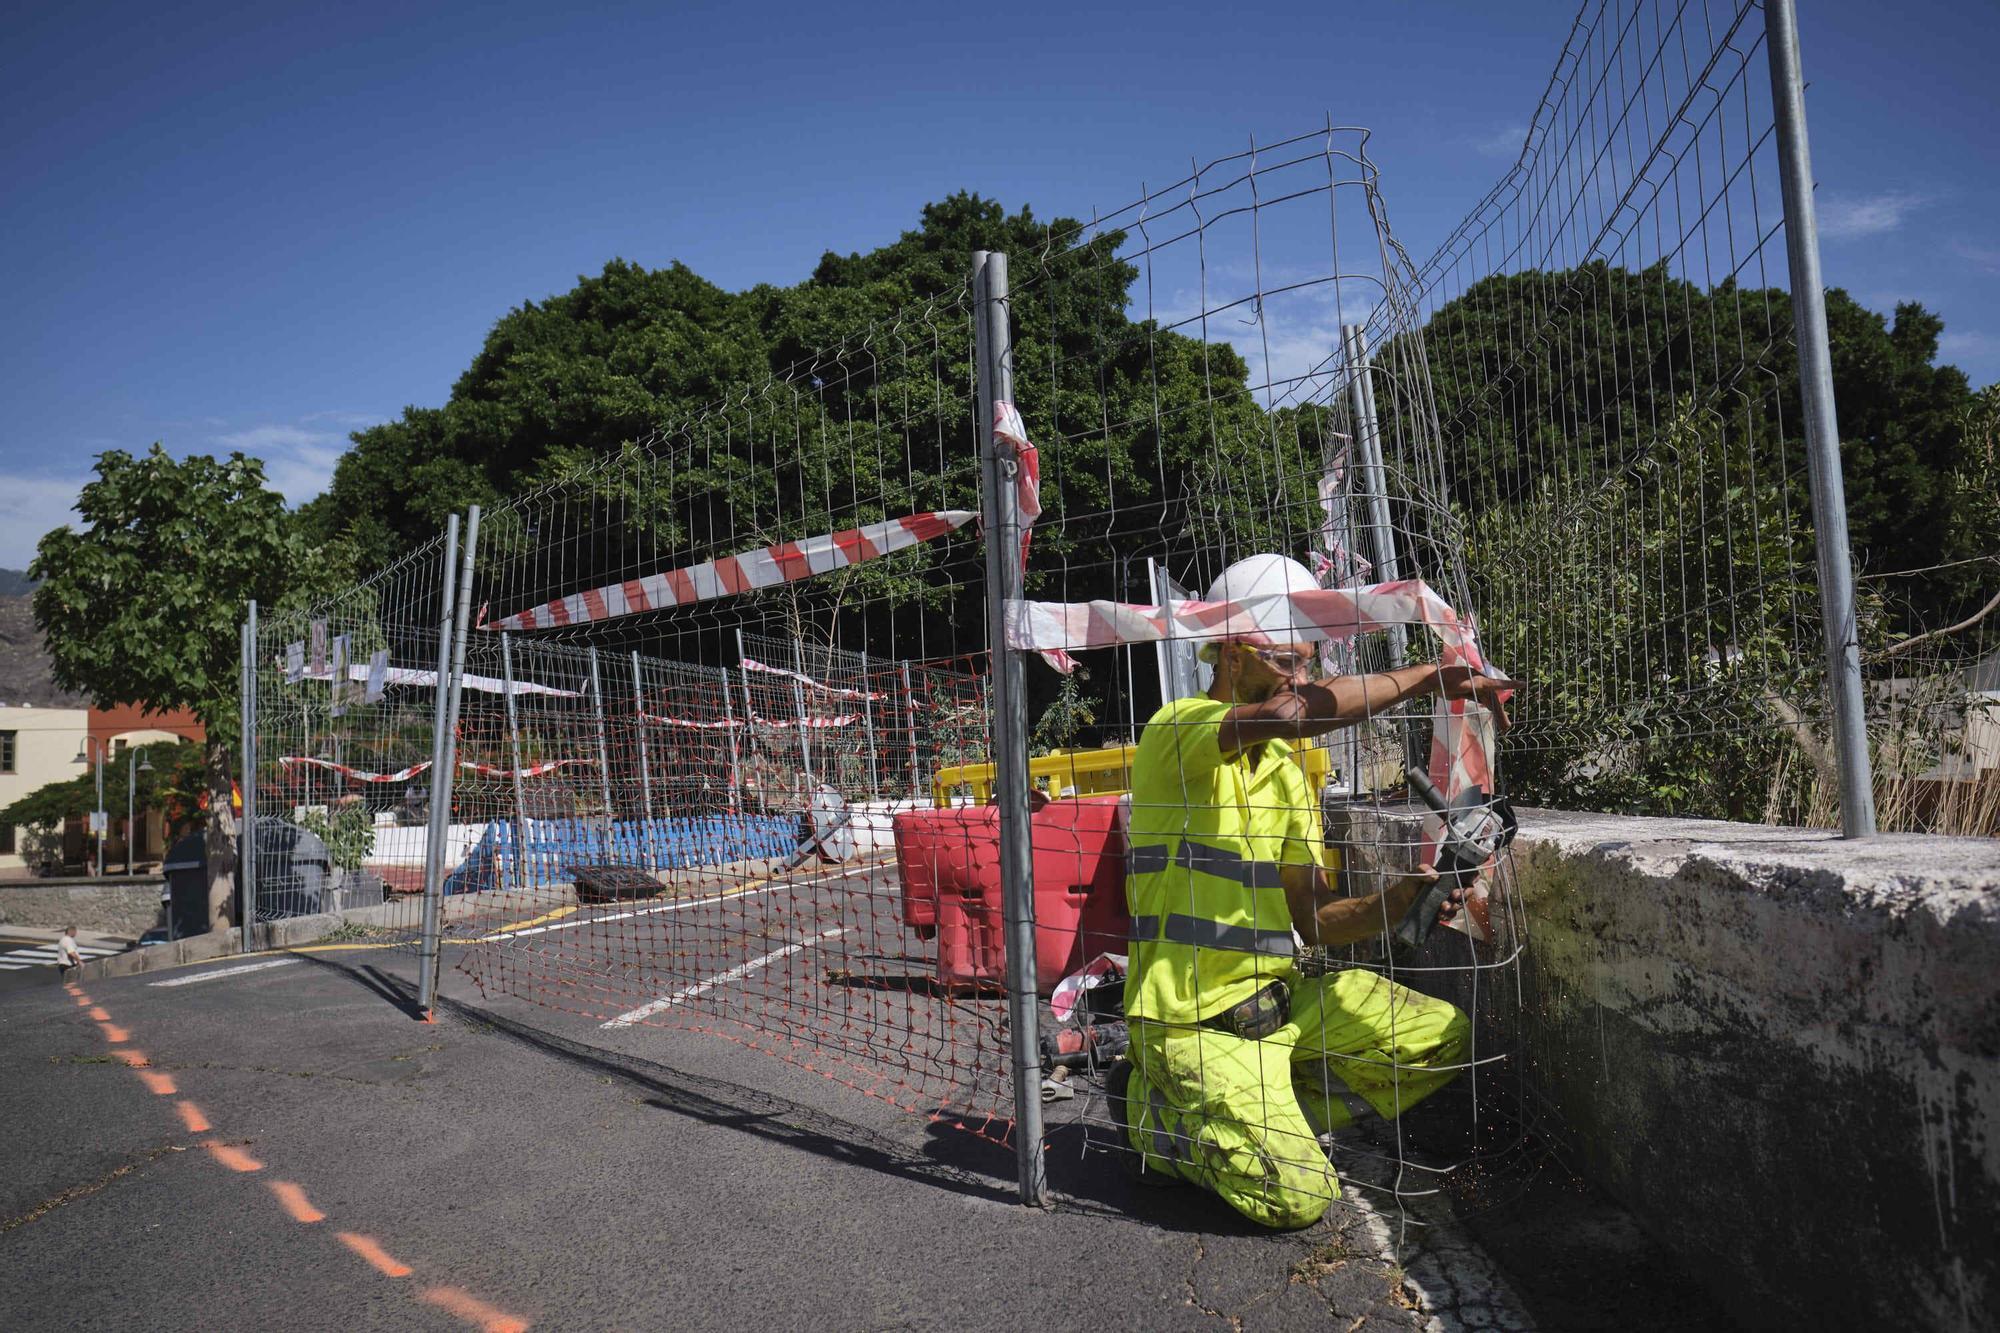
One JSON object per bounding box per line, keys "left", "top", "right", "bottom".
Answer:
{"left": 75, "top": 913, "right": 362, "bottom": 982}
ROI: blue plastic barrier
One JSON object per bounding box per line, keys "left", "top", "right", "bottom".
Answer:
{"left": 446, "top": 814, "right": 799, "bottom": 895}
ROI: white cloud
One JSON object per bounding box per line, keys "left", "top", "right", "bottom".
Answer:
{"left": 212, "top": 418, "right": 375, "bottom": 506}
{"left": 1939, "top": 330, "right": 1997, "bottom": 360}
{"left": 1952, "top": 241, "right": 2000, "bottom": 276}
{"left": 1470, "top": 124, "right": 1528, "bottom": 159}
{"left": 0, "top": 412, "right": 379, "bottom": 569}
{"left": 0, "top": 473, "right": 84, "bottom": 570}
{"left": 1817, "top": 190, "right": 1929, "bottom": 240}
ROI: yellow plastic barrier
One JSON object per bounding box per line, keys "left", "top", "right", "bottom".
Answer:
{"left": 932, "top": 741, "right": 1330, "bottom": 807}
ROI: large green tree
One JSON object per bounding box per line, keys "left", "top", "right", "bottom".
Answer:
{"left": 31, "top": 446, "right": 351, "bottom": 927}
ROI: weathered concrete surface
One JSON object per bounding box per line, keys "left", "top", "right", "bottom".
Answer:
{"left": 0, "top": 878, "right": 164, "bottom": 936}
{"left": 1506, "top": 810, "right": 2000, "bottom": 1331}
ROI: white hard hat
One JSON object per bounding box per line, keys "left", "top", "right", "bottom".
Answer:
{"left": 1197, "top": 553, "right": 1320, "bottom": 661}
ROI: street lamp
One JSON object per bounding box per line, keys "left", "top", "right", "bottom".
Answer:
{"left": 128, "top": 751, "right": 155, "bottom": 875}
{"left": 74, "top": 739, "right": 104, "bottom": 876}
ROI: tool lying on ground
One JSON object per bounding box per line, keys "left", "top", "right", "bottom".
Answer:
{"left": 1394, "top": 768, "right": 1518, "bottom": 949}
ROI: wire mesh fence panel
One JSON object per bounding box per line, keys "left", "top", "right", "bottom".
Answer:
{"left": 250, "top": 529, "right": 458, "bottom": 940}
{"left": 441, "top": 297, "right": 1035, "bottom": 1138}
{"left": 1396, "top": 0, "right": 1848, "bottom": 826}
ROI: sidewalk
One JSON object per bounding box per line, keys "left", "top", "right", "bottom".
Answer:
{"left": 0, "top": 927, "right": 134, "bottom": 974}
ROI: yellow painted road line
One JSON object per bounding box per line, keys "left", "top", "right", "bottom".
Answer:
{"left": 479, "top": 904, "right": 578, "bottom": 937}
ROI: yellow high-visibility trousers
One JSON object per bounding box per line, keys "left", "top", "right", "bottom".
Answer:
{"left": 1121, "top": 968, "right": 1470, "bottom": 1230}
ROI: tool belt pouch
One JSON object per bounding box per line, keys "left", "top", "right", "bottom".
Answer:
{"left": 1207, "top": 980, "right": 1291, "bottom": 1040}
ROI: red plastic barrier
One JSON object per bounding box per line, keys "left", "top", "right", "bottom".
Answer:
{"left": 891, "top": 796, "right": 1131, "bottom": 994}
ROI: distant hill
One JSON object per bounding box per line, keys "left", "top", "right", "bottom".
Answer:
{"left": 0, "top": 569, "right": 36, "bottom": 598}
{"left": 0, "top": 592, "right": 87, "bottom": 708}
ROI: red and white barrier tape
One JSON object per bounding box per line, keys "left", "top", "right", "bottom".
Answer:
{"left": 740, "top": 657, "right": 886, "bottom": 701}
{"left": 481, "top": 510, "right": 976, "bottom": 632}
{"left": 639, "top": 710, "right": 859, "bottom": 730}
{"left": 994, "top": 401, "right": 1076, "bottom": 672}
{"left": 281, "top": 757, "right": 434, "bottom": 784}
{"left": 279, "top": 756, "right": 596, "bottom": 782}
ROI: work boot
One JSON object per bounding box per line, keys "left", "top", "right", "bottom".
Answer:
{"left": 1104, "top": 1060, "right": 1183, "bottom": 1189}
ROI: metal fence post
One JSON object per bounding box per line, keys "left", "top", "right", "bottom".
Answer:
{"left": 899, "top": 661, "right": 920, "bottom": 799}
{"left": 586, "top": 648, "right": 616, "bottom": 860}
{"left": 417, "top": 513, "right": 462, "bottom": 1019}
{"left": 500, "top": 632, "right": 531, "bottom": 892}
{"left": 860, "top": 652, "right": 882, "bottom": 799}
{"left": 789, "top": 639, "right": 816, "bottom": 787}
{"left": 735, "top": 630, "right": 759, "bottom": 803}
{"left": 1766, "top": 0, "right": 1877, "bottom": 838}
{"left": 1342, "top": 324, "right": 1406, "bottom": 668}
{"left": 973, "top": 248, "right": 1047, "bottom": 1206}
{"left": 719, "top": 665, "right": 743, "bottom": 804}
{"left": 240, "top": 604, "right": 259, "bottom": 951}
{"left": 631, "top": 651, "right": 656, "bottom": 871}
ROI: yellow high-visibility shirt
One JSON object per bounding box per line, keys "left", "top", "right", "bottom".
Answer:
{"left": 1124, "top": 696, "right": 1331, "bottom": 1026}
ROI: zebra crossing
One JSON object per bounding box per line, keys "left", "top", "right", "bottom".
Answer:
{"left": 0, "top": 940, "right": 125, "bottom": 971}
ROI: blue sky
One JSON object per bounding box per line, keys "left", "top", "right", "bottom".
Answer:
{"left": 2, "top": 0, "right": 1993, "bottom": 568}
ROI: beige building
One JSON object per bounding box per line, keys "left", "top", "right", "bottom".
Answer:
{"left": 0, "top": 705, "right": 89, "bottom": 873}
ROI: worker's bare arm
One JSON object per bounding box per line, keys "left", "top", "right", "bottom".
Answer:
{"left": 1281, "top": 863, "right": 1461, "bottom": 948}
{"left": 1219, "top": 663, "right": 1515, "bottom": 755}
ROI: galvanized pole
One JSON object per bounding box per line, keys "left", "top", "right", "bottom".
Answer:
{"left": 586, "top": 648, "right": 616, "bottom": 861}
{"left": 499, "top": 633, "right": 531, "bottom": 893}
{"left": 126, "top": 748, "right": 136, "bottom": 875}
{"left": 240, "top": 607, "right": 259, "bottom": 951}
{"left": 93, "top": 740, "right": 104, "bottom": 878}
{"left": 416, "top": 514, "right": 461, "bottom": 1018}
{"left": 899, "top": 660, "right": 920, "bottom": 799}
{"left": 735, "top": 629, "right": 759, "bottom": 805}
{"left": 789, "top": 640, "right": 816, "bottom": 787}
{"left": 1343, "top": 324, "right": 1406, "bottom": 668}
{"left": 1766, "top": 0, "right": 1877, "bottom": 838}
{"left": 973, "top": 249, "right": 1047, "bottom": 1206}
{"left": 719, "top": 665, "right": 743, "bottom": 804}
{"left": 429, "top": 505, "right": 480, "bottom": 1002}
{"left": 860, "top": 652, "right": 881, "bottom": 799}
{"left": 630, "top": 652, "right": 655, "bottom": 872}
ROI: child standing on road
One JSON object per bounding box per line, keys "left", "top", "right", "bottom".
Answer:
{"left": 55, "top": 926, "right": 83, "bottom": 980}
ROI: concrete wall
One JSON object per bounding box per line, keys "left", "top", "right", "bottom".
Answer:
{"left": 1503, "top": 810, "right": 1999, "bottom": 1330}
{"left": 0, "top": 877, "right": 165, "bottom": 936}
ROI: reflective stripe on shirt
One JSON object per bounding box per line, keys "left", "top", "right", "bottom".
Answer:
{"left": 1127, "top": 838, "right": 1287, "bottom": 890}
{"left": 1129, "top": 913, "right": 1297, "bottom": 958}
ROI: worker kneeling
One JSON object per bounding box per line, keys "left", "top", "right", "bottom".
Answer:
{"left": 1112, "top": 555, "right": 1514, "bottom": 1230}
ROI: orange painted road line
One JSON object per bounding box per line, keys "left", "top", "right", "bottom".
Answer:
{"left": 113, "top": 1049, "right": 150, "bottom": 1067}
{"left": 88, "top": 1006, "right": 111, "bottom": 1020}
{"left": 336, "top": 1231, "right": 413, "bottom": 1278}
{"left": 137, "top": 1070, "right": 177, "bottom": 1095}
{"left": 421, "top": 1286, "right": 529, "bottom": 1333}
{"left": 98, "top": 1022, "right": 130, "bottom": 1043}
{"left": 269, "top": 1181, "right": 325, "bottom": 1223}
{"left": 177, "top": 1101, "right": 213, "bottom": 1133}
{"left": 74, "top": 995, "right": 93, "bottom": 1007}
{"left": 202, "top": 1140, "right": 262, "bottom": 1173}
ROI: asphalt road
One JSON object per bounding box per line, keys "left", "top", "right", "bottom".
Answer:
{"left": 0, "top": 860, "right": 1732, "bottom": 1331}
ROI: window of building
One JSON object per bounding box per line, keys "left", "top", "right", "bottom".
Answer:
{"left": 0, "top": 731, "right": 14, "bottom": 773}
{"left": 0, "top": 824, "right": 13, "bottom": 854}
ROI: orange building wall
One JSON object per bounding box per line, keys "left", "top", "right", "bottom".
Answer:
{"left": 88, "top": 703, "right": 205, "bottom": 751}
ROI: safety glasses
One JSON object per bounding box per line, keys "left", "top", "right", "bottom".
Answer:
{"left": 1248, "top": 646, "right": 1325, "bottom": 679}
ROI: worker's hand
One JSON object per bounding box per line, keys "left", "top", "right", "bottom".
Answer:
{"left": 1408, "top": 864, "right": 1474, "bottom": 922}
{"left": 1434, "top": 664, "right": 1518, "bottom": 731}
